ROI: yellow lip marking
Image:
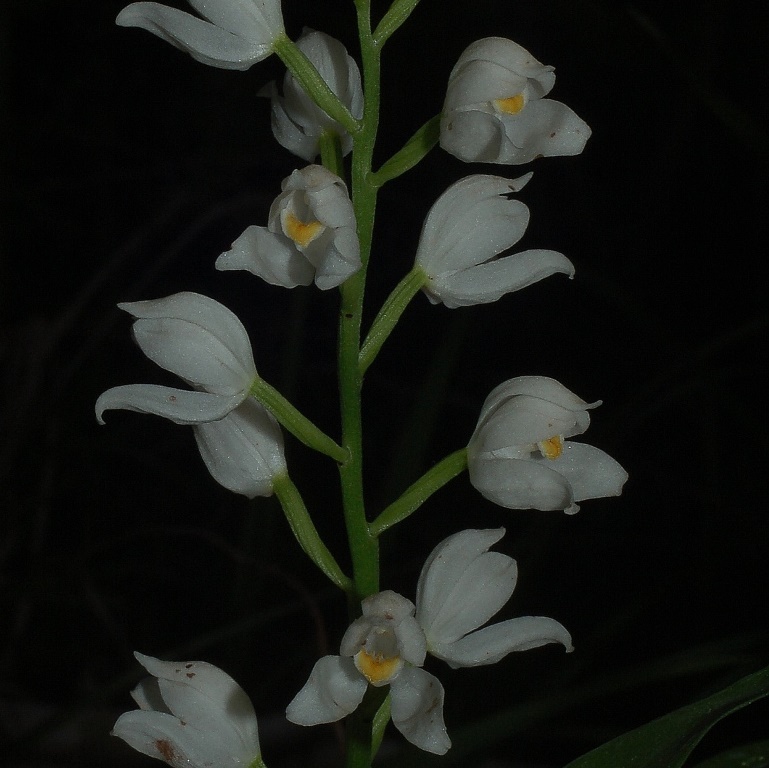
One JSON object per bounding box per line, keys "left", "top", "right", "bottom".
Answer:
{"left": 495, "top": 93, "right": 526, "bottom": 115}
{"left": 356, "top": 649, "right": 401, "bottom": 684}
{"left": 284, "top": 212, "right": 325, "bottom": 249}
{"left": 538, "top": 435, "right": 564, "bottom": 460}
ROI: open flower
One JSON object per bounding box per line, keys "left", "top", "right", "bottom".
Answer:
{"left": 286, "top": 529, "right": 571, "bottom": 754}
{"left": 112, "top": 652, "right": 262, "bottom": 768}
{"left": 216, "top": 165, "right": 361, "bottom": 290}
{"left": 441, "top": 37, "right": 591, "bottom": 164}
{"left": 95, "top": 292, "right": 286, "bottom": 497}
{"left": 262, "top": 29, "right": 363, "bottom": 161}
{"left": 414, "top": 174, "right": 574, "bottom": 308}
{"left": 468, "top": 376, "right": 628, "bottom": 514}
{"left": 116, "top": 0, "right": 285, "bottom": 70}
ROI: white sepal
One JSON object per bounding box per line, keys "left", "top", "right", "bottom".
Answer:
{"left": 285, "top": 655, "right": 367, "bottom": 725}
{"left": 390, "top": 666, "right": 450, "bottom": 755}
{"left": 116, "top": 0, "right": 285, "bottom": 70}
{"left": 193, "top": 397, "right": 287, "bottom": 498}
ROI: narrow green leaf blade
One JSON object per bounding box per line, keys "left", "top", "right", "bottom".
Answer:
{"left": 564, "top": 664, "right": 769, "bottom": 768}
{"left": 691, "top": 739, "right": 769, "bottom": 768}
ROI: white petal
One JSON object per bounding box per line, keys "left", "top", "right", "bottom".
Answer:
{"left": 216, "top": 226, "right": 316, "bottom": 287}
{"left": 116, "top": 3, "right": 278, "bottom": 70}
{"left": 415, "top": 175, "right": 532, "bottom": 275}
{"left": 499, "top": 98, "right": 591, "bottom": 162}
{"left": 130, "top": 676, "right": 168, "bottom": 712}
{"left": 120, "top": 292, "right": 255, "bottom": 395}
{"left": 134, "top": 653, "right": 260, "bottom": 752}
{"left": 95, "top": 384, "right": 241, "bottom": 425}
{"left": 286, "top": 656, "right": 367, "bottom": 725}
{"left": 421, "top": 551, "right": 517, "bottom": 645}
{"left": 193, "top": 398, "right": 286, "bottom": 498}
{"left": 112, "top": 709, "right": 244, "bottom": 767}
{"left": 450, "top": 38, "right": 555, "bottom": 94}
{"left": 186, "top": 0, "right": 283, "bottom": 39}
{"left": 468, "top": 455, "right": 575, "bottom": 512}
{"left": 416, "top": 529, "right": 506, "bottom": 637}
{"left": 476, "top": 376, "right": 596, "bottom": 429}
{"left": 547, "top": 442, "right": 628, "bottom": 504}
{"left": 471, "top": 395, "right": 580, "bottom": 453}
{"left": 440, "top": 109, "right": 510, "bottom": 164}
{"left": 427, "top": 248, "right": 573, "bottom": 308}
{"left": 390, "top": 667, "right": 450, "bottom": 755}
{"left": 430, "top": 616, "right": 573, "bottom": 668}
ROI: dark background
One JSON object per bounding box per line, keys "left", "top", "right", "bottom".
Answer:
{"left": 2, "top": 1, "right": 768, "bottom": 766}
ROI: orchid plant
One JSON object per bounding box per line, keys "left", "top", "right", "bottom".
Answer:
{"left": 98, "top": 0, "right": 644, "bottom": 766}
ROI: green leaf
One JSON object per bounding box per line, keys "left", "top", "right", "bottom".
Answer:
{"left": 564, "top": 664, "right": 769, "bottom": 768}
{"left": 691, "top": 740, "right": 769, "bottom": 768}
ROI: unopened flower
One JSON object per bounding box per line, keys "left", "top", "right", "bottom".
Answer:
{"left": 262, "top": 29, "right": 363, "bottom": 161}
{"left": 441, "top": 37, "right": 591, "bottom": 164}
{"left": 95, "top": 292, "right": 286, "bottom": 497}
{"left": 414, "top": 174, "right": 574, "bottom": 308}
{"left": 468, "top": 376, "right": 628, "bottom": 514}
{"left": 286, "top": 529, "right": 571, "bottom": 754}
{"left": 217, "top": 165, "right": 361, "bottom": 290}
{"left": 112, "top": 652, "right": 262, "bottom": 768}
{"left": 116, "top": 0, "right": 285, "bottom": 70}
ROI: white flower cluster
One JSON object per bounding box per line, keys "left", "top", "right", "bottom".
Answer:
{"left": 105, "top": 1, "right": 628, "bottom": 765}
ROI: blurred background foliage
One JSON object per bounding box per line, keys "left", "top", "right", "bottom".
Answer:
{"left": 1, "top": 0, "right": 768, "bottom": 766}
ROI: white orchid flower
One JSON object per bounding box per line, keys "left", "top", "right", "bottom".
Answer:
{"left": 217, "top": 165, "right": 361, "bottom": 290}
{"left": 112, "top": 652, "right": 263, "bottom": 768}
{"left": 116, "top": 0, "right": 285, "bottom": 70}
{"left": 415, "top": 528, "right": 572, "bottom": 667}
{"left": 414, "top": 174, "right": 574, "bottom": 308}
{"left": 286, "top": 529, "right": 571, "bottom": 754}
{"left": 262, "top": 29, "right": 363, "bottom": 161}
{"left": 441, "top": 37, "right": 591, "bottom": 164}
{"left": 468, "top": 376, "right": 628, "bottom": 514}
{"left": 95, "top": 292, "right": 286, "bottom": 497}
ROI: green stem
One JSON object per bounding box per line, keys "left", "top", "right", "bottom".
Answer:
{"left": 249, "top": 377, "right": 348, "bottom": 463}
{"left": 346, "top": 686, "right": 390, "bottom": 768}
{"left": 373, "top": 0, "right": 424, "bottom": 46}
{"left": 359, "top": 266, "right": 426, "bottom": 374}
{"left": 273, "top": 34, "right": 361, "bottom": 136}
{"left": 319, "top": 130, "right": 346, "bottom": 179}
{"left": 335, "top": 0, "right": 383, "bottom": 610}
{"left": 370, "top": 115, "right": 441, "bottom": 187}
{"left": 273, "top": 474, "right": 352, "bottom": 592}
{"left": 370, "top": 448, "right": 468, "bottom": 536}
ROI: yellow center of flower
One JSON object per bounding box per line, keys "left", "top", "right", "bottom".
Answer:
{"left": 538, "top": 435, "right": 564, "bottom": 460}
{"left": 494, "top": 93, "right": 526, "bottom": 115}
{"left": 283, "top": 212, "right": 325, "bottom": 249}
{"left": 355, "top": 649, "right": 401, "bottom": 685}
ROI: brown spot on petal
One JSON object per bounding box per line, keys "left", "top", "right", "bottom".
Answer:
{"left": 155, "top": 739, "right": 177, "bottom": 762}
